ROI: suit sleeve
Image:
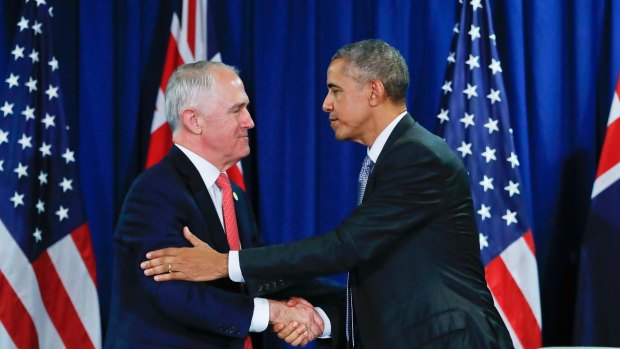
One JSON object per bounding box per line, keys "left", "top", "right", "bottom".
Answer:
{"left": 114, "top": 174, "right": 254, "bottom": 339}
{"left": 240, "top": 138, "right": 471, "bottom": 282}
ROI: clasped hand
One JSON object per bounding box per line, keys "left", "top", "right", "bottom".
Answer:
{"left": 270, "top": 297, "right": 325, "bottom": 347}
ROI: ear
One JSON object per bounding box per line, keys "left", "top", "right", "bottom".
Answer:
{"left": 180, "top": 109, "right": 202, "bottom": 135}
{"left": 368, "top": 79, "right": 386, "bottom": 107}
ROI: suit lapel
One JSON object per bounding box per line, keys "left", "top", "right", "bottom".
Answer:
{"left": 167, "top": 146, "right": 231, "bottom": 252}
{"left": 363, "top": 114, "right": 415, "bottom": 200}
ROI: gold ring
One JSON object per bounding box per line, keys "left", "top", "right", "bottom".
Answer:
{"left": 168, "top": 264, "right": 172, "bottom": 274}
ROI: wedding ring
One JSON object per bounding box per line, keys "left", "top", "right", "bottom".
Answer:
{"left": 168, "top": 263, "right": 172, "bottom": 274}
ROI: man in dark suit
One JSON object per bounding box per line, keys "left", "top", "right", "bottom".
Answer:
{"left": 141, "top": 40, "right": 514, "bottom": 348}
{"left": 106, "top": 61, "right": 344, "bottom": 348}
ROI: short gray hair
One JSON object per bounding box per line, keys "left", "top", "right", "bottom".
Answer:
{"left": 332, "top": 39, "right": 409, "bottom": 103}
{"left": 164, "top": 61, "right": 238, "bottom": 132}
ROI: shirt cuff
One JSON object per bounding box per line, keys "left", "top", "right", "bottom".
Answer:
{"left": 249, "top": 298, "right": 269, "bottom": 332}
{"left": 315, "top": 307, "right": 331, "bottom": 338}
{"left": 228, "top": 251, "right": 245, "bottom": 282}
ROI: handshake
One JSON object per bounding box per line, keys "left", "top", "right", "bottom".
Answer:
{"left": 269, "top": 297, "right": 326, "bottom": 347}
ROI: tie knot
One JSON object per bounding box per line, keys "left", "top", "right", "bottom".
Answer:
{"left": 215, "top": 173, "right": 231, "bottom": 190}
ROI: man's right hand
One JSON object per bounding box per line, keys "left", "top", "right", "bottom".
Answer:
{"left": 269, "top": 298, "right": 324, "bottom": 347}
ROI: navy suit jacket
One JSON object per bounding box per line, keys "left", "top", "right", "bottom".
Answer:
{"left": 239, "top": 115, "right": 513, "bottom": 348}
{"left": 105, "top": 146, "right": 344, "bottom": 349}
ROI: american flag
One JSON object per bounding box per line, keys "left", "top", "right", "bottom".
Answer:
{"left": 574, "top": 74, "right": 620, "bottom": 345}
{"left": 0, "top": 1, "right": 100, "bottom": 348}
{"left": 435, "top": 0, "right": 541, "bottom": 348}
{"left": 146, "top": 0, "right": 246, "bottom": 189}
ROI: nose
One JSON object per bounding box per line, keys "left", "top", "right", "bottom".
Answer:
{"left": 322, "top": 93, "right": 333, "bottom": 113}
{"left": 240, "top": 109, "right": 255, "bottom": 129}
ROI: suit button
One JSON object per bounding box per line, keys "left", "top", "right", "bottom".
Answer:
{"left": 257, "top": 285, "right": 263, "bottom": 292}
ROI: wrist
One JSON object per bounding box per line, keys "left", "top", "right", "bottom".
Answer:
{"left": 219, "top": 252, "right": 229, "bottom": 278}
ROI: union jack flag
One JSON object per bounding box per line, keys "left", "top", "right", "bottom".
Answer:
{"left": 146, "top": 0, "right": 246, "bottom": 189}
{"left": 0, "top": 1, "right": 100, "bottom": 348}
{"left": 436, "top": 0, "right": 541, "bottom": 348}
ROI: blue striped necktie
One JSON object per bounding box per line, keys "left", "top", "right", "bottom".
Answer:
{"left": 347, "top": 155, "right": 374, "bottom": 347}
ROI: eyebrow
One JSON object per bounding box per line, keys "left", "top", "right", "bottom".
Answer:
{"left": 327, "top": 83, "right": 341, "bottom": 89}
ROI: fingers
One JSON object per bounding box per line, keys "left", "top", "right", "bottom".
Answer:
{"left": 287, "top": 297, "right": 312, "bottom": 307}
{"left": 275, "top": 321, "right": 309, "bottom": 347}
{"left": 183, "top": 226, "right": 203, "bottom": 247}
{"left": 145, "top": 247, "right": 182, "bottom": 259}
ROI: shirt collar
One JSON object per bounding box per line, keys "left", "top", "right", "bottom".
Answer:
{"left": 367, "top": 111, "right": 408, "bottom": 162}
{"left": 174, "top": 143, "right": 222, "bottom": 189}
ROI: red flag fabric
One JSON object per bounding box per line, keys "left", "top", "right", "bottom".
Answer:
{"left": 146, "top": 0, "right": 246, "bottom": 190}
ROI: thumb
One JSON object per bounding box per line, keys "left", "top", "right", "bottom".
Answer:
{"left": 183, "top": 226, "right": 203, "bottom": 247}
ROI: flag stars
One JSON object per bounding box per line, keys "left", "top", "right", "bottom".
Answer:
{"left": 463, "top": 83, "right": 478, "bottom": 99}
{"left": 481, "top": 146, "right": 497, "bottom": 163}
{"left": 14, "top": 162, "right": 28, "bottom": 179}
{"left": 49, "top": 6, "right": 54, "bottom": 17}
{"left": 502, "top": 209, "right": 518, "bottom": 226}
{"left": 484, "top": 118, "right": 499, "bottom": 134}
{"left": 39, "top": 142, "right": 52, "bottom": 157}
{"left": 487, "top": 89, "right": 501, "bottom": 104}
{"left": 17, "top": 16, "right": 29, "bottom": 31}
{"left": 59, "top": 177, "right": 73, "bottom": 192}
{"left": 453, "top": 23, "right": 460, "bottom": 34}
{"left": 11, "top": 45, "right": 25, "bottom": 60}
{"left": 36, "top": 0, "right": 47, "bottom": 6}
{"left": 477, "top": 204, "right": 491, "bottom": 221}
{"left": 42, "top": 113, "right": 55, "bottom": 128}
{"left": 17, "top": 134, "right": 33, "bottom": 149}
{"left": 45, "top": 84, "right": 59, "bottom": 100}
{"left": 22, "top": 106, "right": 35, "bottom": 120}
{"left": 437, "top": 108, "right": 450, "bottom": 123}
{"left": 468, "top": 24, "right": 481, "bottom": 41}
{"left": 29, "top": 49, "right": 39, "bottom": 63}
{"left": 5, "top": 73, "right": 19, "bottom": 88}
{"left": 33, "top": 228, "right": 43, "bottom": 242}
{"left": 56, "top": 206, "right": 69, "bottom": 222}
{"left": 460, "top": 112, "right": 475, "bottom": 128}
{"left": 441, "top": 81, "right": 453, "bottom": 95}
{"left": 25, "top": 77, "right": 38, "bottom": 92}
{"left": 447, "top": 52, "right": 456, "bottom": 63}
{"left": 457, "top": 141, "right": 473, "bottom": 157}
{"left": 38, "top": 171, "right": 48, "bottom": 185}
{"left": 48, "top": 57, "right": 59, "bottom": 71}
{"left": 11, "top": 192, "right": 25, "bottom": 208}
{"left": 479, "top": 175, "right": 494, "bottom": 192}
{"left": 31, "top": 21, "right": 43, "bottom": 35}
{"left": 504, "top": 181, "right": 521, "bottom": 197}
{"left": 0, "top": 130, "right": 8, "bottom": 145}
{"left": 36, "top": 199, "right": 45, "bottom": 214}
{"left": 489, "top": 59, "right": 502, "bottom": 75}
{"left": 1, "top": 101, "right": 14, "bottom": 116}
{"left": 0, "top": 160, "right": 4, "bottom": 171}
{"left": 470, "top": 0, "right": 483, "bottom": 11}
{"left": 62, "top": 148, "right": 75, "bottom": 163}
{"left": 465, "top": 54, "right": 480, "bottom": 70}
{"left": 479, "top": 233, "right": 489, "bottom": 250}
{"left": 489, "top": 34, "right": 497, "bottom": 45}
{"left": 507, "top": 152, "right": 520, "bottom": 168}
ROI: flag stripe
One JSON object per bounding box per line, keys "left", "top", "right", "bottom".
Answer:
{"left": 49, "top": 231, "right": 101, "bottom": 347}
{"left": 0, "top": 221, "right": 64, "bottom": 348}
{"left": 595, "top": 117, "right": 620, "bottom": 178}
{"left": 0, "top": 272, "right": 38, "bottom": 349}
{"left": 227, "top": 162, "right": 246, "bottom": 191}
{"left": 486, "top": 257, "right": 541, "bottom": 349}
{"left": 500, "top": 236, "right": 542, "bottom": 326}
{"left": 522, "top": 229, "right": 536, "bottom": 254}
{"left": 70, "top": 224, "right": 98, "bottom": 285}
{"left": 592, "top": 162, "right": 620, "bottom": 198}
{"left": 492, "top": 297, "right": 523, "bottom": 349}
{"left": 146, "top": 120, "right": 174, "bottom": 168}
{"left": 187, "top": 0, "right": 197, "bottom": 56}
{"left": 32, "top": 253, "right": 95, "bottom": 349}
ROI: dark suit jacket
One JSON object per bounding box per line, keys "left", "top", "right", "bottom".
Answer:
{"left": 239, "top": 115, "right": 514, "bottom": 348}
{"left": 105, "top": 146, "right": 344, "bottom": 349}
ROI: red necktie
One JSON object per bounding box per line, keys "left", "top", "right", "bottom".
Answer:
{"left": 215, "top": 173, "right": 252, "bottom": 349}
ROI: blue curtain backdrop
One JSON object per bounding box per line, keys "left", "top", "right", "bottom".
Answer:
{"left": 1, "top": 0, "right": 619, "bottom": 346}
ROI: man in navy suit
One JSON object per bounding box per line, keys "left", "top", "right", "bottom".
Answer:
{"left": 105, "top": 61, "right": 343, "bottom": 348}
{"left": 141, "top": 40, "right": 513, "bottom": 348}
